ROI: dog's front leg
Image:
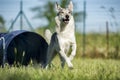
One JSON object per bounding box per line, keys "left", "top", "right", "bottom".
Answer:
{"left": 59, "top": 50, "right": 73, "bottom": 69}
{"left": 69, "top": 43, "right": 77, "bottom": 61}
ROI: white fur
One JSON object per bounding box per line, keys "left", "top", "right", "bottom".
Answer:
{"left": 45, "top": 29, "right": 52, "bottom": 44}
{"left": 44, "top": 1, "right": 76, "bottom": 69}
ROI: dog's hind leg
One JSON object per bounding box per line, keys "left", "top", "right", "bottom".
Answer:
{"left": 45, "top": 46, "right": 56, "bottom": 68}
{"left": 59, "top": 54, "right": 65, "bottom": 68}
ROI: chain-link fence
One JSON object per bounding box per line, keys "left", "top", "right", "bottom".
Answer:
{"left": 74, "top": 0, "right": 120, "bottom": 59}
{"left": 0, "top": 0, "right": 120, "bottom": 59}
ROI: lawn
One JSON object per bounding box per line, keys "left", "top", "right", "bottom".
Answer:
{"left": 0, "top": 58, "right": 120, "bottom": 80}
{"left": 0, "top": 29, "right": 119, "bottom": 80}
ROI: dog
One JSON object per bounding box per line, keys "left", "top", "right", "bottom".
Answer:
{"left": 44, "top": 1, "right": 76, "bottom": 69}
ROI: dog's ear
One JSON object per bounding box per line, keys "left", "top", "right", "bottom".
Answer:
{"left": 68, "top": 1, "right": 73, "bottom": 12}
{"left": 55, "top": 2, "right": 62, "bottom": 12}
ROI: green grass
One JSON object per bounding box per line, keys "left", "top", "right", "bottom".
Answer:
{"left": 1, "top": 28, "right": 119, "bottom": 80}
{"left": 36, "top": 28, "right": 120, "bottom": 58}
{"left": 0, "top": 58, "right": 120, "bottom": 80}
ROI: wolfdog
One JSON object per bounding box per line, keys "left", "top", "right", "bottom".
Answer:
{"left": 44, "top": 1, "right": 76, "bottom": 69}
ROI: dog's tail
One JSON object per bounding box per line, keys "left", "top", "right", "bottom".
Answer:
{"left": 44, "top": 29, "right": 52, "bottom": 44}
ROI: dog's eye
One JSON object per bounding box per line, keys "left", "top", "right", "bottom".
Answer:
{"left": 60, "top": 11, "right": 64, "bottom": 14}
{"left": 69, "top": 11, "right": 72, "bottom": 14}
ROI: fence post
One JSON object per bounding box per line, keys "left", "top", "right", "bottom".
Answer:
{"left": 106, "top": 21, "right": 109, "bottom": 58}
{"left": 82, "top": 0, "right": 86, "bottom": 57}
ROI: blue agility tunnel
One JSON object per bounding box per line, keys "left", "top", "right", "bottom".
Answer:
{"left": 0, "top": 30, "right": 48, "bottom": 67}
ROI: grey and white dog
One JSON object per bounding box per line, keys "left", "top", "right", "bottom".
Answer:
{"left": 44, "top": 1, "right": 76, "bottom": 69}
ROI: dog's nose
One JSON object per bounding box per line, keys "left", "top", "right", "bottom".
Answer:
{"left": 66, "top": 15, "right": 69, "bottom": 18}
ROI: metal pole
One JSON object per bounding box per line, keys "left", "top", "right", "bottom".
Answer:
{"left": 82, "top": 0, "right": 86, "bottom": 56}
{"left": 0, "top": 37, "right": 6, "bottom": 68}
{"left": 8, "top": 12, "right": 20, "bottom": 32}
{"left": 20, "top": 0, "right": 23, "bottom": 30}
{"left": 106, "top": 21, "right": 109, "bottom": 57}
{"left": 8, "top": 0, "right": 34, "bottom": 31}
{"left": 23, "top": 13, "right": 34, "bottom": 31}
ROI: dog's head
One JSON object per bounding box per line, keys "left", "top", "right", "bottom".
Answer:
{"left": 55, "top": 1, "right": 73, "bottom": 24}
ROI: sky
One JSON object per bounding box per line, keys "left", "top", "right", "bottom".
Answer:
{"left": 0, "top": 0, "right": 120, "bottom": 33}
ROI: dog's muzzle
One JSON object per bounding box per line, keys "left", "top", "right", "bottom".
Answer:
{"left": 62, "top": 15, "right": 70, "bottom": 24}
{"left": 62, "top": 18, "right": 69, "bottom": 24}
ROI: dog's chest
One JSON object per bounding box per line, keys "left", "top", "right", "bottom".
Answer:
{"left": 58, "top": 32, "right": 75, "bottom": 45}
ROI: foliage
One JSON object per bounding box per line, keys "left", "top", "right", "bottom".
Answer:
{"left": 0, "top": 58, "right": 120, "bottom": 80}
{"left": 0, "top": 15, "right": 5, "bottom": 24}
{"left": 36, "top": 28, "right": 120, "bottom": 59}
{"left": 0, "top": 15, "right": 6, "bottom": 32}
{"left": 31, "top": 1, "right": 56, "bottom": 29}
{"left": 31, "top": 0, "right": 83, "bottom": 31}
{"left": 79, "top": 33, "right": 120, "bottom": 59}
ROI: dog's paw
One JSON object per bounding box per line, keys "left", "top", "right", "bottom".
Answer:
{"left": 69, "top": 66, "right": 74, "bottom": 70}
{"left": 66, "top": 58, "right": 73, "bottom": 68}
{"left": 69, "top": 55, "right": 74, "bottom": 61}
{"left": 68, "top": 62, "right": 73, "bottom": 68}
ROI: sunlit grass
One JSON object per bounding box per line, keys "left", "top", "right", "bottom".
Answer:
{"left": 0, "top": 58, "right": 120, "bottom": 80}
{"left": 0, "top": 28, "right": 118, "bottom": 80}
{"left": 36, "top": 28, "right": 120, "bottom": 58}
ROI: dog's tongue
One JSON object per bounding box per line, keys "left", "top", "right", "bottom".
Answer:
{"left": 64, "top": 21, "right": 69, "bottom": 24}
{"left": 63, "top": 19, "right": 69, "bottom": 24}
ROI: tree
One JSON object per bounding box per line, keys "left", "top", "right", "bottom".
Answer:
{"left": 0, "top": 15, "right": 5, "bottom": 25}
{"left": 0, "top": 15, "right": 6, "bottom": 32}
{"left": 31, "top": 0, "right": 84, "bottom": 31}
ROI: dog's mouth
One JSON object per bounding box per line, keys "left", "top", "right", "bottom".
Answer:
{"left": 62, "top": 18, "right": 69, "bottom": 24}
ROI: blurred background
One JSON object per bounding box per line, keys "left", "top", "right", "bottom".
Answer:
{"left": 0, "top": 0, "right": 120, "bottom": 59}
